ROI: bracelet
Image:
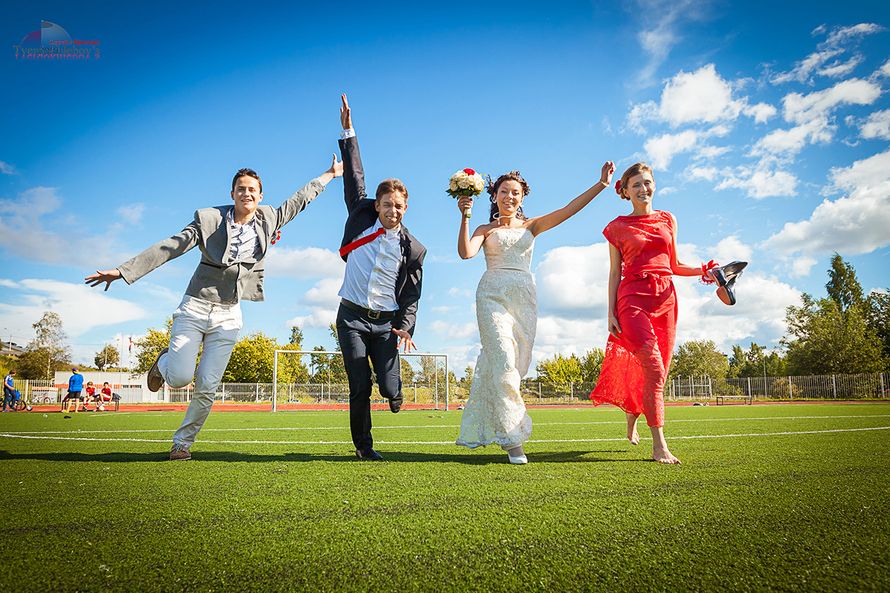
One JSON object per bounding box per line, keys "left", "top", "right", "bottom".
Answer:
{"left": 700, "top": 260, "right": 718, "bottom": 284}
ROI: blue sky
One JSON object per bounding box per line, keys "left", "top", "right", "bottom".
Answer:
{"left": 2, "top": 0, "right": 889, "bottom": 374}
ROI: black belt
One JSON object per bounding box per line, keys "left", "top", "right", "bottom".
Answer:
{"left": 340, "top": 299, "right": 397, "bottom": 321}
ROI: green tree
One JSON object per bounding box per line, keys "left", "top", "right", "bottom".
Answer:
{"left": 826, "top": 253, "right": 864, "bottom": 313}
{"left": 728, "top": 343, "right": 786, "bottom": 378}
{"left": 783, "top": 294, "right": 887, "bottom": 375}
{"left": 864, "top": 290, "right": 890, "bottom": 367}
{"left": 461, "top": 365, "right": 474, "bottom": 392}
{"left": 400, "top": 357, "right": 416, "bottom": 382}
{"left": 536, "top": 353, "right": 583, "bottom": 389}
{"left": 224, "top": 332, "right": 278, "bottom": 383}
{"left": 18, "top": 312, "right": 71, "bottom": 379}
{"left": 132, "top": 318, "right": 173, "bottom": 374}
{"left": 669, "top": 340, "right": 729, "bottom": 380}
{"left": 289, "top": 325, "right": 304, "bottom": 349}
{"left": 94, "top": 344, "right": 120, "bottom": 371}
{"left": 580, "top": 348, "right": 605, "bottom": 384}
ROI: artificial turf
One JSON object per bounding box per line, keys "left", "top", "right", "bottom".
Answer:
{"left": 1, "top": 403, "right": 888, "bottom": 592}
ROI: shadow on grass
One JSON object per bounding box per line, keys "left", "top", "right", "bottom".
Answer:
{"left": 0, "top": 449, "right": 640, "bottom": 464}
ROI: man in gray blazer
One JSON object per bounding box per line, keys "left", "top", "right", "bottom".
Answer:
{"left": 86, "top": 157, "right": 343, "bottom": 459}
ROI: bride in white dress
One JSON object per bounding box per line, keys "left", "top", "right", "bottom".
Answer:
{"left": 455, "top": 164, "right": 615, "bottom": 463}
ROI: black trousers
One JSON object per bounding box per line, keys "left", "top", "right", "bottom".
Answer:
{"left": 336, "top": 304, "right": 402, "bottom": 452}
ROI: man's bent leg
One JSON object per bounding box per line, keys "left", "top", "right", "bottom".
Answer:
{"left": 172, "top": 302, "right": 241, "bottom": 449}
{"left": 337, "top": 307, "right": 374, "bottom": 452}
{"left": 368, "top": 323, "right": 402, "bottom": 410}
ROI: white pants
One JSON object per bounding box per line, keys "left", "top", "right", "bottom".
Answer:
{"left": 165, "top": 296, "right": 242, "bottom": 448}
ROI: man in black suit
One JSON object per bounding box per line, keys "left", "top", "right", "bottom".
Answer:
{"left": 335, "top": 94, "right": 426, "bottom": 461}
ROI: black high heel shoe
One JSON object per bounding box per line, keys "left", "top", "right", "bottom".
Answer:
{"left": 708, "top": 261, "right": 747, "bottom": 306}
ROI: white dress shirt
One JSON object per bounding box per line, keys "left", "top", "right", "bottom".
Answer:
{"left": 338, "top": 219, "right": 401, "bottom": 312}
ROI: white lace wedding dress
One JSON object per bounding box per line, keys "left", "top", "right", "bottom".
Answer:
{"left": 456, "top": 226, "right": 536, "bottom": 450}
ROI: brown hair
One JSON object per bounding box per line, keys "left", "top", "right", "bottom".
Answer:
{"left": 231, "top": 168, "right": 263, "bottom": 193}
{"left": 375, "top": 178, "right": 408, "bottom": 201}
{"left": 616, "top": 162, "right": 654, "bottom": 201}
{"left": 487, "top": 171, "right": 530, "bottom": 222}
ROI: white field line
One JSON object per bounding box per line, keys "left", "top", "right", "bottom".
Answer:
{"left": 0, "top": 425, "right": 888, "bottom": 446}
{"left": 4, "top": 414, "right": 890, "bottom": 435}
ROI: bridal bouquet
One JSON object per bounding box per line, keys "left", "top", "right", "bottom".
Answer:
{"left": 447, "top": 168, "right": 485, "bottom": 218}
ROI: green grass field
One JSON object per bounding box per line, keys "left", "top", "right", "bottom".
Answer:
{"left": 1, "top": 403, "right": 889, "bottom": 592}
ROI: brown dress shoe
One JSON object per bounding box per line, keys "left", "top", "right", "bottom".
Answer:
{"left": 169, "top": 445, "right": 191, "bottom": 461}
{"left": 147, "top": 348, "right": 168, "bottom": 392}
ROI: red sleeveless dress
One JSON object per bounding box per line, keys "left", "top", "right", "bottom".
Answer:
{"left": 590, "top": 210, "right": 677, "bottom": 428}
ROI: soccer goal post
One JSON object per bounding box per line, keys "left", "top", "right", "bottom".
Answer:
{"left": 272, "top": 350, "right": 450, "bottom": 412}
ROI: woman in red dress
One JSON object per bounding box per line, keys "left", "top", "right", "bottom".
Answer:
{"left": 590, "top": 163, "right": 716, "bottom": 464}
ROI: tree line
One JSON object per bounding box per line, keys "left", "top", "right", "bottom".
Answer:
{"left": 3, "top": 255, "right": 887, "bottom": 386}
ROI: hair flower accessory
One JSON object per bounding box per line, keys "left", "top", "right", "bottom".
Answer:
{"left": 615, "top": 179, "right": 622, "bottom": 194}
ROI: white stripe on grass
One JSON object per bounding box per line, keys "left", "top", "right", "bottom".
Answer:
{"left": 5, "top": 414, "right": 890, "bottom": 435}
{"left": 1, "top": 425, "right": 888, "bottom": 445}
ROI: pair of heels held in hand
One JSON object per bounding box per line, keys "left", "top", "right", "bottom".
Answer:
{"left": 705, "top": 261, "right": 748, "bottom": 306}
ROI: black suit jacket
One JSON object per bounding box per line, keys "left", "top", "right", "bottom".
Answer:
{"left": 338, "top": 135, "right": 426, "bottom": 336}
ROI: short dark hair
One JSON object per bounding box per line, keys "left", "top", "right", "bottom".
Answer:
{"left": 375, "top": 178, "right": 408, "bottom": 201}
{"left": 232, "top": 168, "right": 263, "bottom": 193}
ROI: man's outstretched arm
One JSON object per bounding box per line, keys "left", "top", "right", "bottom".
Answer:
{"left": 85, "top": 222, "right": 200, "bottom": 291}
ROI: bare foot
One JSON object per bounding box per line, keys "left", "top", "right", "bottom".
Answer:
{"left": 652, "top": 445, "right": 681, "bottom": 465}
{"left": 626, "top": 413, "right": 640, "bottom": 445}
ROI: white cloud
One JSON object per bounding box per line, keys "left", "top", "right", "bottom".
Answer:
{"left": 0, "top": 279, "right": 145, "bottom": 355}
{"left": 644, "top": 130, "right": 700, "bottom": 169}
{"left": 0, "top": 186, "right": 129, "bottom": 267}
{"left": 447, "top": 287, "right": 472, "bottom": 298}
{"left": 688, "top": 166, "right": 719, "bottom": 181}
{"left": 628, "top": 64, "right": 777, "bottom": 137}
{"left": 762, "top": 149, "right": 890, "bottom": 256}
{"left": 712, "top": 236, "right": 753, "bottom": 264}
{"left": 715, "top": 166, "right": 798, "bottom": 199}
{"left": 286, "top": 277, "right": 342, "bottom": 329}
{"left": 770, "top": 48, "right": 843, "bottom": 84}
{"left": 742, "top": 102, "right": 778, "bottom": 124}
{"left": 287, "top": 307, "right": 336, "bottom": 330}
{"left": 116, "top": 203, "right": 145, "bottom": 225}
{"left": 264, "top": 246, "right": 345, "bottom": 279}
{"left": 782, "top": 78, "right": 881, "bottom": 125}
{"left": 818, "top": 55, "right": 864, "bottom": 78}
{"left": 879, "top": 59, "right": 890, "bottom": 78}
{"left": 860, "top": 109, "right": 890, "bottom": 140}
{"left": 752, "top": 117, "right": 834, "bottom": 156}
{"left": 0, "top": 161, "right": 16, "bottom": 175}
{"left": 657, "top": 64, "right": 745, "bottom": 126}
{"left": 535, "top": 243, "right": 611, "bottom": 317}
{"left": 824, "top": 23, "right": 884, "bottom": 46}
{"left": 753, "top": 79, "right": 882, "bottom": 157}
{"left": 770, "top": 23, "right": 883, "bottom": 84}
{"left": 790, "top": 256, "right": 818, "bottom": 278}
{"left": 0, "top": 278, "right": 18, "bottom": 288}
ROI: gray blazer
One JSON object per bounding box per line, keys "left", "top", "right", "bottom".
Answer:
{"left": 117, "top": 178, "right": 325, "bottom": 304}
